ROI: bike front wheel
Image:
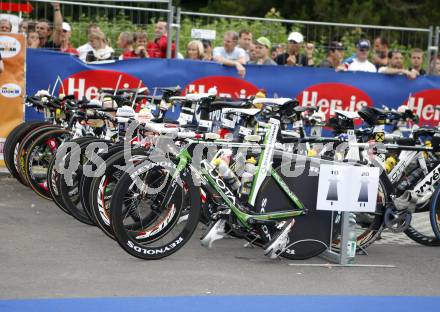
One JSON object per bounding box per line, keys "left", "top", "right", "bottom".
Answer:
{"left": 110, "top": 155, "right": 201, "bottom": 260}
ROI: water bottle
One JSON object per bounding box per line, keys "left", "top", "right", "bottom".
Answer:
{"left": 213, "top": 158, "right": 241, "bottom": 191}
{"left": 231, "top": 152, "right": 246, "bottom": 176}
{"left": 346, "top": 213, "right": 357, "bottom": 263}
{"left": 240, "top": 157, "right": 257, "bottom": 197}
{"left": 384, "top": 155, "right": 397, "bottom": 173}
{"left": 219, "top": 149, "right": 233, "bottom": 166}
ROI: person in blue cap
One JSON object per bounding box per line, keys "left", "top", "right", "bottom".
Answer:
{"left": 344, "top": 39, "right": 377, "bottom": 73}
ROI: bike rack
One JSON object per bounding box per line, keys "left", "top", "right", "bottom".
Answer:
{"left": 315, "top": 212, "right": 396, "bottom": 268}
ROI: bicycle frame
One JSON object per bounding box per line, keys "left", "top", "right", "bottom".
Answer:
{"left": 159, "top": 121, "right": 308, "bottom": 230}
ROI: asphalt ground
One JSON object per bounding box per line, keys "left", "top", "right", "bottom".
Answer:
{"left": 1, "top": 173, "right": 439, "bottom": 302}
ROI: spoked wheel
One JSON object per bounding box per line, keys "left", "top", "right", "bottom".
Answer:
{"left": 4, "top": 121, "right": 48, "bottom": 182}
{"left": 15, "top": 124, "right": 61, "bottom": 186}
{"left": 24, "top": 129, "right": 71, "bottom": 200}
{"left": 331, "top": 176, "right": 388, "bottom": 252}
{"left": 427, "top": 185, "right": 440, "bottom": 245}
{"left": 110, "top": 155, "right": 201, "bottom": 260}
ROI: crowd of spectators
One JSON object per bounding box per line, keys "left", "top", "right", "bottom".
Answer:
{"left": 2, "top": 1, "right": 440, "bottom": 79}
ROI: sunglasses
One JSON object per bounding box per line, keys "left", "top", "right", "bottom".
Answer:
{"left": 359, "top": 48, "right": 370, "bottom": 52}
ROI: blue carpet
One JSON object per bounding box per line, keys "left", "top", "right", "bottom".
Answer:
{"left": 1, "top": 295, "right": 439, "bottom": 312}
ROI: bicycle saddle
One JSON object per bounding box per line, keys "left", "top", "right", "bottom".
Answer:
{"left": 209, "top": 100, "right": 251, "bottom": 110}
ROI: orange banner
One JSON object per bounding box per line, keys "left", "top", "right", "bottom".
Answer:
{"left": 0, "top": 33, "right": 25, "bottom": 167}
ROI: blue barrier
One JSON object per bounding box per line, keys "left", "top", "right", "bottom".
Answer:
{"left": 26, "top": 49, "right": 440, "bottom": 126}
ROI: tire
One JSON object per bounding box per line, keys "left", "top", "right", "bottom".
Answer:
{"left": 15, "top": 125, "right": 61, "bottom": 186}
{"left": 79, "top": 143, "right": 124, "bottom": 226}
{"left": 24, "top": 129, "right": 71, "bottom": 200}
{"left": 89, "top": 147, "right": 147, "bottom": 239}
{"left": 3, "top": 122, "right": 39, "bottom": 173}
{"left": 395, "top": 159, "right": 440, "bottom": 246}
{"left": 56, "top": 139, "right": 112, "bottom": 225}
{"left": 426, "top": 185, "right": 440, "bottom": 245}
{"left": 4, "top": 122, "right": 49, "bottom": 184}
{"left": 47, "top": 137, "right": 96, "bottom": 216}
{"left": 110, "top": 154, "right": 201, "bottom": 260}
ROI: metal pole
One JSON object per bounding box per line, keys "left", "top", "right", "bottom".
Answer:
{"left": 428, "top": 26, "right": 434, "bottom": 75}
{"left": 166, "top": 2, "right": 174, "bottom": 59}
{"left": 175, "top": 7, "right": 181, "bottom": 58}
{"left": 434, "top": 26, "right": 440, "bottom": 75}
{"left": 31, "top": 0, "right": 170, "bottom": 13}
{"left": 339, "top": 212, "right": 350, "bottom": 265}
{"left": 180, "top": 10, "right": 431, "bottom": 32}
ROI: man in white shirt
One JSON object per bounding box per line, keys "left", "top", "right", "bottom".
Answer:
{"left": 213, "top": 31, "right": 247, "bottom": 78}
{"left": 346, "top": 39, "right": 377, "bottom": 73}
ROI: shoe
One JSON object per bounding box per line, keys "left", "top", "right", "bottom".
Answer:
{"left": 200, "top": 219, "right": 226, "bottom": 248}
{"left": 263, "top": 219, "right": 295, "bottom": 259}
{"left": 393, "top": 190, "right": 431, "bottom": 212}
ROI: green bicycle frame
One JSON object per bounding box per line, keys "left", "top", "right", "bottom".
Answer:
{"left": 170, "top": 138, "right": 307, "bottom": 229}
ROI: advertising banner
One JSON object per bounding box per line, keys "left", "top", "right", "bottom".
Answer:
{"left": 26, "top": 49, "right": 440, "bottom": 126}
{"left": 0, "top": 33, "right": 25, "bottom": 167}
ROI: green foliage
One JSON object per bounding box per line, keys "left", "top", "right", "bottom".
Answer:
{"left": 45, "top": 1, "right": 431, "bottom": 67}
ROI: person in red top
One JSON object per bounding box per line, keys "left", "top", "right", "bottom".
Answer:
{"left": 117, "top": 32, "right": 134, "bottom": 60}
{"left": 122, "top": 32, "right": 149, "bottom": 59}
{"left": 147, "top": 21, "right": 176, "bottom": 58}
{"left": 60, "top": 22, "right": 79, "bottom": 57}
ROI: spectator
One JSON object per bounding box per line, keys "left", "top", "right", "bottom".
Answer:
{"left": 117, "top": 32, "right": 134, "bottom": 60}
{"left": 85, "top": 29, "right": 114, "bottom": 62}
{"left": 186, "top": 40, "right": 204, "bottom": 60}
{"left": 19, "top": 20, "right": 30, "bottom": 33}
{"left": 238, "top": 30, "right": 252, "bottom": 62}
{"left": 123, "top": 32, "right": 149, "bottom": 59}
{"left": 147, "top": 21, "right": 175, "bottom": 58}
{"left": 0, "top": 52, "right": 4, "bottom": 73}
{"left": 271, "top": 45, "right": 279, "bottom": 60}
{"left": 435, "top": 55, "right": 440, "bottom": 75}
{"left": 345, "top": 39, "right": 376, "bottom": 73}
{"left": 213, "top": 30, "right": 246, "bottom": 78}
{"left": 0, "top": 19, "right": 12, "bottom": 32}
{"left": 202, "top": 39, "right": 213, "bottom": 61}
{"left": 372, "top": 36, "right": 389, "bottom": 69}
{"left": 378, "top": 50, "right": 418, "bottom": 79}
{"left": 275, "top": 32, "right": 312, "bottom": 66}
{"left": 36, "top": 2, "right": 62, "bottom": 49}
{"left": 248, "top": 37, "right": 277, "bottom": 65}
{"left": 59, "top": 22, "right": 78, "bottom": 56}
{"left": 319, "top": 41, "right": 345, "bottom": 70}
{"left": 248, "top": 43, "right": 257, "bottom": 63}
{"left": 409, "top": 48, "right": 426, "bottom": 75}
{"left": 77, "top": 23, "right": 101, "bottom": 61}
{"left": 27, "top": 31, "right": 40, "bottom": 48}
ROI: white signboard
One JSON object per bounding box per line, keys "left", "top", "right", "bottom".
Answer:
{"left": 191, "top": 28, "right": 216, "bottom": 40}
{"left": 317, "top": 164, "right": 380, "bottom": 213}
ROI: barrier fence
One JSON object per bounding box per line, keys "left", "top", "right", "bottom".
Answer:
{"left": 1, "top": 0, "right": 437, "bottom": 72}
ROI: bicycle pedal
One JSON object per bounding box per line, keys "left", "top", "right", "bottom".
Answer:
{"left": 200, "top": 219, "right": 226, "bottom": 248}
{"left": 263, "top": 219, "right": 295, "bottom": 259}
